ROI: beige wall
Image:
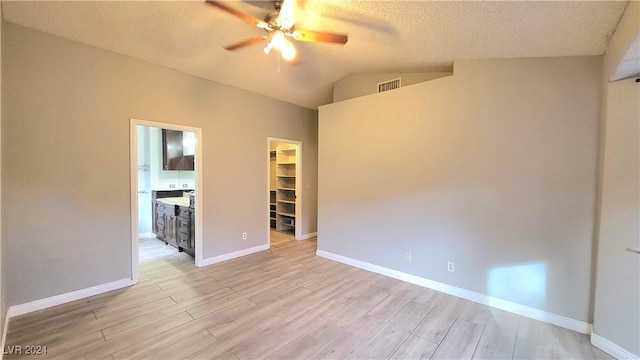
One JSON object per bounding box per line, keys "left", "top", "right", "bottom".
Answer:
{"left": 593, "top": 78, "right": 640, "bottom": 357}
{"left": 592, "top": 2, "right": 640, "bottom": 356}
{"left": 333, "top": 72, "right": 452, "bottom": 103}
{"left": 319, "top": 57, "right": 601, "bottom": 322}
{"left": 1, "top": 23, "right": 318, "bottom": 306}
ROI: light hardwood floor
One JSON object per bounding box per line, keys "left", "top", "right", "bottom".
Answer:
{"left": 5, "top": 231, "right": 613, "bottom": 360}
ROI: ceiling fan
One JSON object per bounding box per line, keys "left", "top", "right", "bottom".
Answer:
{"left": 206, "top": 0, "right": 348, "bottom": 61}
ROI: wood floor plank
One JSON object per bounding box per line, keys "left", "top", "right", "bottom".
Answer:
{"left": 349, "top": 301, "right": 432, "bottom": 359}
{"left": 279, "top": 267, "right": 328, "bottom": 287}
{"left": 8, "top": 306, "right": 98, "bottom": 341}
{"left": 271, "top": 291, "right": 338, "bottom": 322}
{"left": 99, "top": 300, "right": 179, "bottom": 340}
{"left": 284, "top": 299, "right": 347, "bottom": 335}
{"left": 308, "top": 331, "right": 367, "bottom": 360}
{"left": 390, "top": 334, "right": 438, "bottom": 360}
{"left": 330, "top": 276, "right": 379, "bottom": 305}
{"left": 246, "top": 279, "right": 306, "bottom": 305}
{"left": 54, "top": 312, "right": 194, "bottom": 360}
{"left": 112, "top": 299, "right": 256, "bottom": 360}
{"left": 513, "top": 338, "right": 554, "bottom": 359}
{"left": 413, "top": 295, "right": 463, "bottom": 344}
{"left": 94, "top": 295, "right": 176, "bottom": 320}
{"left": 209, "top": 287, "right": 313, "bottom": 339}
{"left": 140, "top": 330, "right": 217, "bottom": 360}
{"left": 265, "top": 334, "right": 322, "bottom": 360}
{"left": 551, "top": 326, "right": 595, "bottom": 359}
{"left": 7, "top": 312, "right": 98, "bottom": 345}
{"left": 23, "top": 331, "right": 104, "bottom": 360}
{"left": 431, "top": 318, "right": 484, "bottom": 360}
{"left": 459, "top": 299, "right": 493, "bottom": 326}
{"left": 350, "top": 285, "right": 391, "bottom": 312}
{"left": 341, "top": 313, "right": 387, "bottom": 342}
{"left": 190, "top": 316, "right": 290, "bottom": 359}
{"left": 411, "top": 287, "right": 443, "bottom": 305}
{"left": 472, "top": 311, "right": 519, "bottom": 360}
{"left": 233, "top": 321, "right": 305, "bottom": 359}
{"left": 229, "top": 276, "right": 288, "bottom": 298}
{"left": 8, "top": 298, "right": 92, "bottom": 331}
{"left": 168, "top": 280, "right": 230, "bottom": 303}
{"left": 517, "top": 317, "right": 556, "bottom": 346}
{"left": 101, "top": 285, "right": 234, "bottom": 340}
{"left": 368, "top": 283, "right": 421, "bottom": 321}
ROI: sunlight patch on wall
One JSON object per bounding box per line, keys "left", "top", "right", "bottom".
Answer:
{"left": 487, "top": 262, "right": 547, "bottom": 308}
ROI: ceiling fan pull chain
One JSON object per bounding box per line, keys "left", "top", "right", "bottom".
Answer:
{"left": 277, "top": 50, "right": 281, "bottom": 73}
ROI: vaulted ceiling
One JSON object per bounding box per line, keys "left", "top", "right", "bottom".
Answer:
{"left": 1, "top": 1, "right": 629, "bottom": 109}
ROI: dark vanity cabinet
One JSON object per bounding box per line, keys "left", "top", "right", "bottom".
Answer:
{"left": 162, "top": 129, "right": 195, "bottom": 171}
{"left": 155, "top": 201, "right": 166, "bottom": 241}
{"left": 152, "top": 190, "right": 186, "bottom": 235}
{"left": 176, "top": 205, "right": 194, "bottom": 256}
{"left": 153, "top": 192, "right": 195, "bottom": 256}
{"left": 157, "top": 203, "right": 178, "bottom": 248}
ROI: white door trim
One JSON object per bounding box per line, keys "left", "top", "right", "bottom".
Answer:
{"left": 130, "top": 118, "right": 204, "bottom": 284}
{"left": 267, "top": 137, "right": 303, "bottom": 244}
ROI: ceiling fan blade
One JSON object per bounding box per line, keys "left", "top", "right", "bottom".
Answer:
{"left": 278, "top": 0, "right": 297, "bottom": 29}
{"left": 292, "top": 30, "right": 348, "bottom": 45}
{"left": 206, "top": 1, "right": 268, "bottom": 29}
{"left": 224, "top": 36, "right": 268, "bottom": 51}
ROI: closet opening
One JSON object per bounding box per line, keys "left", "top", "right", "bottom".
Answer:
{"left": 268, "top": 137, "right": 302, "bottom": 246}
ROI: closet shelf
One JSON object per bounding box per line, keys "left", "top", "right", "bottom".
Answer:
{"left": 277, "top": 211, "right": 296, "bottom": 217}
{"left": 277, "top": 199, "right": 295, "bottom": 204}
{"left": 277, "top": 187, "right": 296, "bottom": 191}
{"left": 277, "top": 175, "right": 296, "bottom": 178}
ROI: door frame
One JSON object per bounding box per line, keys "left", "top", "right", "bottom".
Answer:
{"left": 130, "top": 118, "right": 204, "bottom": 283}
{"left": 267, "top": 137, "right": 303, "bottom": 245}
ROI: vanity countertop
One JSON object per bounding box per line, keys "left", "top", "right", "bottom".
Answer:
{"left": 157, "top": 197, "right": 190, "bottom": 207}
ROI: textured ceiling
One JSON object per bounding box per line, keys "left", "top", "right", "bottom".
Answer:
{"left": 1, "top": 1, "right": 629, "bottom": 109}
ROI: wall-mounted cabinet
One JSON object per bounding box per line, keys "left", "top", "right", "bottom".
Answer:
{"left": 162, "top": 129, "right": 195, "bottom": 171}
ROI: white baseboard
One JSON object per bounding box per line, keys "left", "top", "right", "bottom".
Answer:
{"left": 200, "top": 244, "right": 269, "bottom": 267}
{"left": 0, "top": 308, "right": 9, "bottom": 360}
{"left": 7, "top": 278, "right": 134, "bottom": 318}
{"left": 316, "top": 249, "right": 591, "bottom": 334}
{"left": 300, "top": 232, "right": 318, "bottom": 240}
{"left": 138, "top": 232, "right": 155, "bottom": 239}
{"left": 591, "top": 333, "right": 639, "bottom": 360}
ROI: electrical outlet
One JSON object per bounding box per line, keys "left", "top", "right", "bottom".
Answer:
{"left": 242, "top": 232, "right": 248, "bottom": 240}
{"left": 405, "top": 252, "right": 412, "bottom": 262}
{"left": 182, "top": 183, "right": 189, "bottom": 188}
{"left": 447, "top": 261, "right": 455, "bottom": 272}
{"left": 169, "top": 184, "right": 176, "bottom": 189}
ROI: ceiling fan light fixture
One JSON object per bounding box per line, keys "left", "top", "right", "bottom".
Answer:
{"left": 263, "top": 42, "right": 273, "bottom": 55}
{"left": 281, "top": 40, "right": 297, "bottom": 61}
{"left": 271, "top": 31, "right": 287, "bottom": 50}
{"left": 207, "top": 0, "right": 348, "bottom": 63}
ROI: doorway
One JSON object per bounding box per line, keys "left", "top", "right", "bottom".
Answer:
{"left": 130, "top": 119, "right": 204, "bottom": 283}
{"left": 268, "top": 137, "right": 302, "bottom": 247}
